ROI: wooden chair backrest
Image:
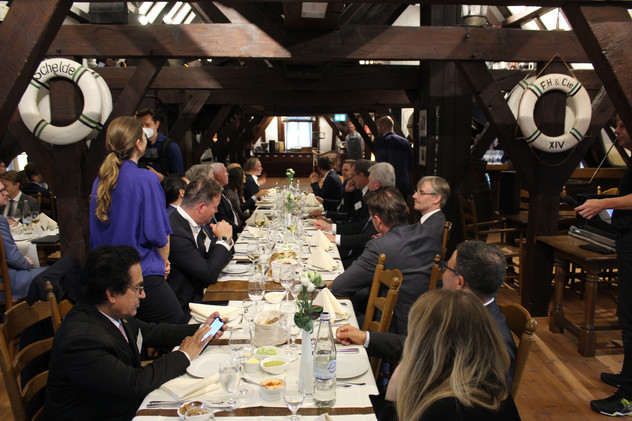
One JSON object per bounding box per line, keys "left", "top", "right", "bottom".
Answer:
{"left": 499, "top": 302, "right": 537, "bottom": 397}
{"left": 441, "top": 221, "right": 452, "bottom": 263}
{"left": 0, "top": 227, "right": 13, "bottom": 310}
{"left": 36, "top": 192, "right": 56, "bottom": 220}
{"left": 0, "top": 281, "right": 61, "bottom": 421}
{"left": 428, "top": 254, "right": 442, "bottom": 291}
{"left": 598, "top": 186, "right": 619, "bottom": 195}
{"left": 458, "top": 194, "right": 481, "bottom": 241}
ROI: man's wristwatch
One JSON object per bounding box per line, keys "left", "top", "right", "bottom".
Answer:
{"left": 218, "top": 236, "right": 233, "bottom": 246}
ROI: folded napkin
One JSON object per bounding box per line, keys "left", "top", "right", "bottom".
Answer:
{"left": 307, "top": 247, "right": 337, "bottom": 272}
{"left": 34, "top": 213, "right": 58, "bottom": 231}
{"left": 160, "top": 373, "right": 220, "bottom": 401}
{"left": 305, "top": 195, "right": 321, "bottom": 206}
{"left": 245, "top": 226, "right": 264, "bottom": 238}
{"left": 189, "top": 303, "right": 241, "bottom": 323}
{"left": 310, "top": 230, "right": 332, "bottom": 251}
{"left": 313, "top": 287, "right": 349, "bottom": 323}
{"left": 245, "top": 210, "right": 270, "bottom": 226}
{"left": 267, "top": 188, "right": 278, "bottom": 195}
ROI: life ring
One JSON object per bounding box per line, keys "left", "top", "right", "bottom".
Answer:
{"left": 516, "top": 73, "right": 591, "bottom": 153}
{"left": 18, "top": 58, "right": 104, "bottom": 145}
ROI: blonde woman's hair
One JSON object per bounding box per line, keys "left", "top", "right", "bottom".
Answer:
{"left": 396, "top": 289, "right": 510, "bottom": 420}
{"left": 95, "top": 116, "right": 143, "bottom": 223}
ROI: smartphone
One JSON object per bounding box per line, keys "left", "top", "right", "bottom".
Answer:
{"left": 201, "top": 317, "right": 225, "bottom": 343}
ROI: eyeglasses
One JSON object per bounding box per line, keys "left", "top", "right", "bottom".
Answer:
{"left": 127, "top": 283, "right": 145, "bottom": 294}
{"left": 440, "top": 262, "right": 462, "bottom": 278}
{"left": 416, "top": 190, "right": 436, "bottom": 196}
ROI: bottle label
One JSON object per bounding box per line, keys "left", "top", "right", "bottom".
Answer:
{"left": 315, "top": 360, "right": 336, "bottom": 380}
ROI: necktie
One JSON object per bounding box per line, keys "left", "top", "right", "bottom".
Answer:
{"left": 197, "top": 228, "right": 207, "bottom": 253}
{"left": 7, "top": 199, "right": 14, "bottom": 217}
{"left": 117, "top": 322, "right": 129, "bottom": 343}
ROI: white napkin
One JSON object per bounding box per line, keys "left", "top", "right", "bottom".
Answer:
{"left": 305, "top": 195, "right": 321, "bottom": 206}
{"left": 267, "top": 188, "right": 278, "bottom": 195}
{"left": 307, "top": 247, "right": 337, "bottom": 272}
{"left": 245, "top": 210, "right": 270, "bottom": 226}
{"left": 314, "top": 415, "right": 333, "bottom": 421}
{"left": 160, "top": 373, "right": 220, "bottom": 401}
{"left": 188, "top": 303, "right": 241, "bottom": 323}
{"left": 245, "top": 226, "right": 264, "bottom": 238}
{"left": 310, "top": 230, "right": 332, "bottom": 251}
{"left": 313, "top": 288, "right": 349, "bottom": 323}
{"left": 34, "top": 213, "right": 58, "bottom": 231}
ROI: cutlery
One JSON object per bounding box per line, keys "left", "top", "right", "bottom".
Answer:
{"left": 337, "top": 382, "right": 366, "bottom": 388}
{"left": 336, "top": 347, "right": 360, "bottom": 353}
{"left": 240, "top": 377, "right": 262, "bottom": 386}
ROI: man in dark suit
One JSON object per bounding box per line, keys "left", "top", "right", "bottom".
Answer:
{"left": 44, "top": 245, "right": 225, "bottom": 421}
{"left": 330, "top": 187, "right": 441, "bottom": 334}
{"left": 162, "top": 176, "right": 188, "bottom": 216}
{"left": 375, "top": 116, "right": 412, "bottom": 196}
{"left": 20, "top": 163, "right": 50, "bottom": 196}
{"left": 336, "top": 240, "right": 517, "bottom": 387}
{"left": 211, "top": 163, "right": 243, "bottom": 240}
{"left": 168, "top": 178, "right": 234, "bottom": 310}
{"left": 309, "top": 157, "right": 343, "bottom": 211}
{"left": 413, "top": 175, "right": 450, "bottom": 240}
{"left": 0, "top": 170, "right": 39, "bottom": 219}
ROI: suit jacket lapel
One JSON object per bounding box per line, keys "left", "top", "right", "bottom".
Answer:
{"left": 90, "top": 306, "right": 141, "bottom": 366}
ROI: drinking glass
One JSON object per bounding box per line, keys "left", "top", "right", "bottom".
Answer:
{"left": 255, "top": 212, "right": 267, "bottom": 229}
{"left": 219, "top": 359, "right": 240, "bottom": 409}
{"left": 229, "top": 327, "right": 253, "bottom": 396}
{"left": 279, "top": 264, "right": 296, "bottom": 301}
{"left": 247, "top": 243, "right": 261, "bottom": 273}
{"left": 278, "top": 300, "right": 295, "bottom": 355}
{"left": 283, "top": 374, "right": 304, "bottom": 421}
{"left": 248, "top": 276, "right": 265, "bottom": 303}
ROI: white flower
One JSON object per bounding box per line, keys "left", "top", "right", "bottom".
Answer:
{"left": 306, "top": 282, "right": 315, "bottom": 293}
{"left": 300, "top": 276, "right": 311, "bottom": 287}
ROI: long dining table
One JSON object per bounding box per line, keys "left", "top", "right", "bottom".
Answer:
{"left": 134, "top": 192, "right": 379, "bottom": 420}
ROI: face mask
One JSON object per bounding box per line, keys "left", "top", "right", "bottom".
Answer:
{"left": 142, "top": 127, "right": 154, "bottom": 140}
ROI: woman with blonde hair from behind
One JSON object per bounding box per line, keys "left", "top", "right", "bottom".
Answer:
{"left": 388, "top": 288, "right": 521, "bottom": 421}
{"left": 90, "top": 116, "right": 185, "bottom": 324}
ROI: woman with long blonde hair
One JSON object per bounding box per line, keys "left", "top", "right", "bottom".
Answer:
{"left": 90, "top": 116, "right": 185, "bottom": 324}
{"left": 389, "top": 289, "right": 521, "bottom": 421}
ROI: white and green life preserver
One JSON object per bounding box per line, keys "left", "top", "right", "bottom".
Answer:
{"left": 515, "top": 73, "right": 591, "bottom": 153}
{"left": 18, "top": 58, "right": 110, "bottom": 145}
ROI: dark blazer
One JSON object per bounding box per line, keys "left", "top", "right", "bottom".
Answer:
{"left": 337, "top": 215, "right": 378, "bottom": 268}
{"left": 21, "top": 182, "right": 50, "bottom": 197}
{"left": 215, "top": 193, "right": 243, "bottom": 241}
{"left": 326, "top": 188, "right": 365, "bottom": 223}
{"left": 224, "top": 188, "right": 250, "bottom": 223}
{"left": 368, "top": 299, "right": 517, "bottom": 388}
{"left": 244, "top": 174, "right": 259, "bottom": 200}
{"left": 167, "top": 210, "right": 233, "bottom": 309}
{"left": 331, "top": 223, "right": 441, "bottom": 334}
{"left": 44, "top": 302, "right": 199, "bottom": 421}
{"left": 0, "top": 193, "right": 40, "bottom": 217}
{"left": 375, "top": 131, "right": 412, "bottom": 195}
{"left": 421, "top": 210, "right": 446, "bottom": 241}
{"left": 419, "top": 396, "right": 521, "bottom": 421}
{"left": 311, "top": 170, "right": 343, "bottom": 208}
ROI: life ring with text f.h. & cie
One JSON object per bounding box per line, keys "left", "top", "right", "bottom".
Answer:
{"left": 18, "top": 58, "right": 111, "bottom": 145}
{"left": 515, "top": 73, "right": 591, "bottom": 153}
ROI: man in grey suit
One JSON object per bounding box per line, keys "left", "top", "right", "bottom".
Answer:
{"left": 412, "top": 175, "right": 450, "bottom": 239}
{"left": 0, "top": 170, "right": 39, "bottom": 220}
{"left": 330, "top": 187, "right": 441, "bottom": 334}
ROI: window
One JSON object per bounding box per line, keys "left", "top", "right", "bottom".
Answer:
{"left": 284, "top": 118, "right": 312, "bottom": 150}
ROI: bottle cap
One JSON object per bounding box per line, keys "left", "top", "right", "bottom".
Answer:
{"left": 320, "top": 312, "right": 330, "bottom": 322}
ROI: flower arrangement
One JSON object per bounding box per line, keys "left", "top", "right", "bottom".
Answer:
{"left": 294, "top": 271, "right": 323, "bottom": 333}
{"left": 285, "top": 168, "right": 295, "bottom": 185}
{"left": 284, "top": 190, "right": 299, "bottom": 213}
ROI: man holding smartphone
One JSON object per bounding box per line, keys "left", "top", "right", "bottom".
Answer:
{"left": 44, "top": 245, "right": 227, "bottom": 421}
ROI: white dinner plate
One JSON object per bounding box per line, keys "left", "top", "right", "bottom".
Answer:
{"left": 186, "top": 353, "right": 229, "bottom": 378}
{"left": 222, "top": 263, "right": 252, "bottom": 274}
{"left": 337, "top": 353, "right": 369, "bottom": 379}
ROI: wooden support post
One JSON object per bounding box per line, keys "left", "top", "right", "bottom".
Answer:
{"left": 359, "top": 112, "right": 378, "bottom": 140}
{"left": 168, "top": 90, "right": 212, "bottom": 169}
{"left": 470, "top": 123, "right": 498, "bottom": 161}
{"left": 193, "top": 105, "right": 236, "bottom": 163}
{"left": 322, "top": 116, "right": 345, "bottom": 148}
{"left": 0, "top": 0, "right": 72, "bottom": 138}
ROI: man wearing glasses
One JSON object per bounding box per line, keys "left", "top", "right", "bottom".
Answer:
{"left": 412, "top": 176, "right": 450, "bottom": 239}
{"left": 45, "top": 245, "right": 226, "bottom": 421}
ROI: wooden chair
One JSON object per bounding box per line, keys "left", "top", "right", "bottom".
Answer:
{"left": 0, "top": 227, "right": 17, "bottom": 312}
{"left": 598, "top": 186, "right": 619, "bottom": 195}
{"left": 362, "top": 253, "right": 402, "bottom": 377}
{"left": 499, "top": 302, "right": 537, "bottom": 397}
{"left": 0, "top": 281, "right": 61, "bottom": 421}
{"left": 428, "top": 254, "right": 442, "bottom": 291}
{"left": 28, "top": 192, "right": 56, "bottom": 220}
{"left": 441, "top": 221, "right": 452, "bottom": 263}
{"left": 458, "top": 194, "right": 523, "bottom": 288}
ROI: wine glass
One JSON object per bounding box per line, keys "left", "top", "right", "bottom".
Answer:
{"left": 279, "top": 264, "right": 296, "bottom": 301}
{"left": 229, "top": 327, "right": 253, "bottom": 396}
{"left": 255, "top": 212, "right": 267, "bottom": 229}
{"left": 283, "top": 374, "right": 304, "bottom": 421}
{"left": 247, "top": 243, "right": 261, "bottom": 273}
{"left": 248, "top": 276, "right": 265, "bottom": 304}
{"left": 278, "top": 300, "right": 295, "bottom": 356}
{"left": 219, "top": 359, "right": 240, "bottom": 410}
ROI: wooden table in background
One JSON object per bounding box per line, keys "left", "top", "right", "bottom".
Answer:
{"left": 537, "top": 235, "right": 618, "bottom": 357}
{"left": 202, "top": 281, "right": 282, "bottom": 302}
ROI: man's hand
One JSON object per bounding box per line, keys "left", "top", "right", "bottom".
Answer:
{"left": 325, "top": 233, "right": 335, "bottom": 242}
{"left": 345, "top": 179, "right": 356, "bottom": 192}
{"left": 204, "top": 311, "right": 228, "bottom": 340}
{"left": 146, "top": 165, "right": 165, "bottom": 182}
{"left": 258, "top": 174, "right": 267, "bottom": 186}
{"left": 179, "top": 326, "right": 211, "bottom": 360}
{"left": 210, "top": 220, "right": 233, "bottom": 239}
{"left": 314, "top": 219, "right": 332, "bottom": 231}
{"left": 309, "top": 209, "right": 323, "bottom": 218}
{"left": 255, "top": 189, "right": 270, "bottom": 199}
{"left": 309, "top": 172, "right": 320, "bottom": 183}
{"left": 576, "top": 199, "right": 604, "bottom": 220}
{"left": 336, "top": 324, "right": 367, "bottom": 346}
{"left": 315, "top": 196, "right": 324, "bottom": 204}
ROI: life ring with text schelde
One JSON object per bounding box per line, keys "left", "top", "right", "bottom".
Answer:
{"left": 18, "top": 58, "right": 105, "bottom": 145}
{"left": 516, "top": 73, "right": 591, "bottom": 153}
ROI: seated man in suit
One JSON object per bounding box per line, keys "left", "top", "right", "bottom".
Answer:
{"left": 167, "top": 178, "right": 233, "bottom": 310}
{"left": 162, "top": 176, "right": 189, "bottom": 215}
{"left": 0, "top": 170, "right": 39, "bottom": 220}
{"left": 309, "top": 157, "right": 343, "bottom": 211}
{"left": 336, "top": 240, "right": 517, "bottom": 387}
{"left": 210, "top": 162, "right": 244, "bottom": 240}
{"left": 20, "top": 163, "right": 51, "bottom": 196}
{"left": 314, "top": 159, "right": 359, "bottom": 215}
{"left": 45, "top": 245, "right": 225, "bottom": 421}
{"left": 330, "top": 187, "right": 441, "bottom": 334}
{"left": 315, "top": 162, "right": 396, "bottom": 268}
{"left": 413, "top": 175, "right": 450, "bottom": 239}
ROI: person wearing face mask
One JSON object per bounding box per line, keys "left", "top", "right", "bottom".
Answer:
{"left": 137, "top": 109, "right": 184, "bottom": 181}
{"left": 90, "top": 117, "right": 185, "bottom": 325}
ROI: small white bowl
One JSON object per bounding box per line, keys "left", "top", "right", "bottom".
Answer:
{"left": 260, "top": 355, "right": 290, "bottom": 375}
{"left": 244, "top": 357, "right": 260, "bottom": 374}
{"left": 260, "top": 378, "right": 285, "bottom": 401}
{"left": 264, "top": 291, "right": 285, "bottom": 304}
{"left": 254, "top": 346, "right": 281, "bottom": 360}
{"left": 178, "top": 401, "right": 207, "bottom": 419}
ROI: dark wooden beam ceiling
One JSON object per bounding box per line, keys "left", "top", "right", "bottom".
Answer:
{"left": 87, "top": 0, "right": 632, "bottom": 5}
{"left": 501, "top": 6, "right": 555, "bottom": 27}
{"left": 48, "top": 24, "right": 590, "bottom": 62}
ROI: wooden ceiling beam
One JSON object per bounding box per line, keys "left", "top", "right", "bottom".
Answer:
{"left": 168, "top": 90, "right": 212, "bottom": 150}
{"left": 563, "top": 4, "right": 632, "bottom": 145}
{"left": 501, "top": 6, "right": 555, "bottom": 27}
{"left": 48, "top": 24, "right": 590, "bottom": 62}
{"left": 193, "top": 105, "right": 236, "bottom": 162}
{"left": 322, "top": 115, "right": 345, "bottom": 145}
{"left": 0, "top": 0, "right": 72, "bottom": 138}
{"left": 86, "top": 0, "right": 632, "bottom": 5}
{"left": 191, "top": 2, "right": 231, "bottom": 23}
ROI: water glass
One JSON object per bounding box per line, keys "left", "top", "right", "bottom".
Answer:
{"left": 219, "top": 359, "right": 240, "bottom": 409}
{"left": 248, "top": 276, "right": 265, "bottom": 303}
{"left": 229, "top": 327, "right": 253, "bottom": 396}
{"left": 279, "top": 264, "right": 296, "bottom": 301}
{"left": 279, "top": 300, "right": 295, "bottom": 355}
{"left": 283, "top": 374, "right": 304, "bottom": 421}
